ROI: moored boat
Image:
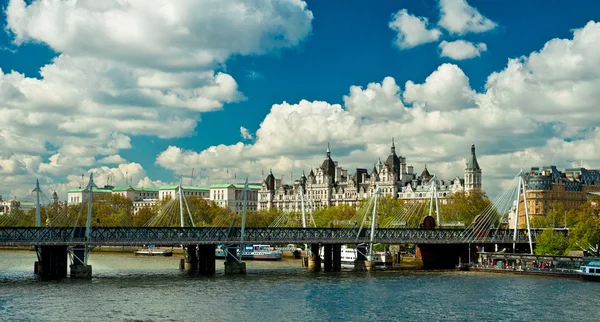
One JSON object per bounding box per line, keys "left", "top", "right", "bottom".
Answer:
{"left": 321, "top": 245, "right": 392, "bottom": 267}
{"left": 135, "top": 245, "right": 173, "bottom": 257}
{"left": 578, "top": 261, "right": 600, "bottom": 281}
{"left": 215, "top": 244, "right": 282, "bottom": 261}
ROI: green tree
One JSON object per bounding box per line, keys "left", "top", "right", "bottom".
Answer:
{"left": 535, "top": 230, "right": 568, "bottom": 256}
{"left": 567, "top": 202, "right": 600, "bottom": 254}
{"left": 440, "top": 190, "right": 494, "bottom": 227}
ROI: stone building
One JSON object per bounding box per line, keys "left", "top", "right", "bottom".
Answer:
{"left": 517, "top": 166, "right": 600, "bottom": 227}
{"left": 257, "top": 142, "right": 482, "bottom": 211}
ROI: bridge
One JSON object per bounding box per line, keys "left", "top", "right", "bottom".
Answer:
{"left": 0, "top": 172, "right": 546, "bottom": 279}
{"left": 0, "top": 226, "right": 539, "bottom": 246}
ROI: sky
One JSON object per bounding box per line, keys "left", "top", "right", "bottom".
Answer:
{"left": 1, "top": 0, "right": 600, "bottom": 202}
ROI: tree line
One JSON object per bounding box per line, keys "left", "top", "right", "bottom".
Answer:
{"left": 3, "top": 191, "right": 598, "bottom": 256}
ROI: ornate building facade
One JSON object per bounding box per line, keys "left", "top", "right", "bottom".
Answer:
{"left": 257, "top": 142, "right": 482, "bottom": 211}
{"left": 517, "top": 166, "right": 600, "bottom": 227}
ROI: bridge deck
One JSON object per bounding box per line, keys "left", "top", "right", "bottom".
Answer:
{"left": 0, "top": 227, "right": 540, "bottom": 246}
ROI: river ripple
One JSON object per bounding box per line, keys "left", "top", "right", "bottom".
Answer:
{"left": 1, "top": 250, "right": 599, "bottom": 321}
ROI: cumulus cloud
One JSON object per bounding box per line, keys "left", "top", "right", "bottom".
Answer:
{"left": 438, "top": 0, "right": 497, "bottom": 35}
{"left": 98, "top": 155, "right": 128, "bottom": 164}
{"left": 404, "top": 63, "right": 477, "bottom": 111}
{"left": 439, "top": 40, "right": 487, "bottom": 60}
{"left": 389, "top": 9, "right": 441, "bottom": 49}
{"left": 0, "top": 0, "right": 314, "bottom": 198}
{"left": 155, "top": 21, "right": 600, "bottom": 197}
{"left": 6, "top": 0, "right": 313, "bottom": 70}
{"left": 240, "top": 127, "right": 254, "bottom": 140}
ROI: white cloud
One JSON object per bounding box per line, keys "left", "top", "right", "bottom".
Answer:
{"left": 6, "top": 0, "right": 313, "bottom": 70}
{"left": 98, "top": 155, "right": 128, "bottom": 164}
{"left": 240, "top": 127, "right": 254, "bottom": 140}
{"left": 438, "top": 0, "right": 497, "bottom": 35}
{"left": 344, "top": 77, "right": 407, "bottom": 120}
{"left": 155, "top": 21, "right": 600, "bottom": 197}
{"left": 0, "top": 0, "right": 314, "bottom": 198}
{"left": 389, "top": 9, "right": 441, "bottom": 49}
{"left": 439, "top": 40, "right": 487, "bottom": 60}
{"left": 404, "top": 63, "right": 476, "bottom": 111}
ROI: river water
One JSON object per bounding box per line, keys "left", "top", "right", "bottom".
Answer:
{"left": 1, "top": 250, "right": 599, "bottom": 321}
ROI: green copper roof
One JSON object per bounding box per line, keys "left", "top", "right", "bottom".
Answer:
{"left": 158, "top": 185, "right": 210, "bottom": 191}
{"left": 112, "top": 186, "right": 159, "bottom": 192}
{"left": 210, "top": 184, "right": 261, "bottom": 190}
{"left": 67, "top": 188, "right": 113, "bottom": 193}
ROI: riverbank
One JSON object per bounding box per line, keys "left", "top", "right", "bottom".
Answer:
{"left": 463, "top": 264, "right": 580, "bottom": 279}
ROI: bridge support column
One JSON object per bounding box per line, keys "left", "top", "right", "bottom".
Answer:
{"left": 417, "top": 244, "right": 469, "bottom": 269}
{"left": 197, "top": 244, "right": 216, "bottom": 276}
{"left": 332, "top": 244, "right": 342, "bottom": 272}
{"left": 354, "top": 245, "right": 367, "bottom": 271}
{"left": 323, "top": 244, "right": 333, "bottom": 272}
{"left": 35, "top": 245, "right": 68, "bottom": 280}
{"left": 224, "top": 245, "right": 246, "bottom": 275}
{"left": 183, "top": 245, "right": 199, "bottom": 273}
{"left": 307, "top": 244, "right": 321, "bottom": 272}
{"left": 70, "top": 246, "right": 92, "bottom": 279}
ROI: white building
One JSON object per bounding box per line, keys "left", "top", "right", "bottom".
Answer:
{"left": 67, "top": 187, "right": 113, "bottom": 205}
{"left": 158, "top": 185, "right": 210, "bottom": 200}
{"left": 258, "top": 142, "right": 482, "bottom": 211}
{"left": 210, "top": 184, "right": 261, "bottom": 212}
{"left": 112, "top": 186, "right": 160, "bottom": 214}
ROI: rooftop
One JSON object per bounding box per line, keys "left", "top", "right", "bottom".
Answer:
{"left": 158, "top": 185, "right": 210, "bottom": 191}
{"left": 112, "top": 186, "right": 159, "bottom": 192}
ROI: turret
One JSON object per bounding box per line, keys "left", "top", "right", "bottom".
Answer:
{"left": 465, "top": 143, "right": 482, "bottom": 191}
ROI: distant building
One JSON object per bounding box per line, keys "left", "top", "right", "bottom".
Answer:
{"left": 209, "top": 183, "right": 262, "bottom": 212}
{"left": 258, "top": 142, "right": 482, "bottom": 211}
{"left": 518, "top": 166, "right": 600, "bottom": 227}
{"left": 67, "top": 187, "right": 112, "bottom": 205}
{"left": 158, "top": 185, "right": 210, "bottom": 201}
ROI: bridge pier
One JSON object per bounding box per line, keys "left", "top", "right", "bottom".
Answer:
{"left": 69, "top": 246, "right": 92, "bottom": 279}
{"left": 320, "top": 244, "right": 342, "bottom": 272}
{"left": 332, "top": 244, "right": 342, "bottom": 272}
{"left": 224, "top": 245, "right": 246, "bottom": 275}
{"left": 197, "top": 244, "right": 216, "bottom": 276}
{"left": 34, "top": 245, "right": 68, "bottom": 280}
{"left": 307, "top": 244, "right": 321, "bottom": 272}
{"left": 182, "top": 245, "right": 199, "bottom": 273}
{"left": 354, "top": 245, "right": 368, "bottom": 271}
{"left": 417, "top": 244, "right": 471, "bottom": 269}
{"left": 323, "top": 244, "right": 333, "bottom": 272}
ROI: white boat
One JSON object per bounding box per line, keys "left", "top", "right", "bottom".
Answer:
{"left": 578, "top": 261, "right": 600, "bottom": 281}
{"left": 135, "top": 245, "right": 173, "bottom": 257}
{"left": 321, "top": 245, "right": 392, "bottom": 267}
{"left": 215, "top": 244, "right": 282, "bottom": 261}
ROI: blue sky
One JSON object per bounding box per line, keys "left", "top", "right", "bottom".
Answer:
{"left": 1, "top": 0, "right": 600, "bottom": 200}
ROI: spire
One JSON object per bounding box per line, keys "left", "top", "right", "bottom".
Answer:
{"left": 466, "top": 143, "right": 481, "bottom": 170}
{"left": 391, "top": 137, "right": 395, "bottom": 154}
{"left": 326, "top": 143, "right": 331, "bottom": 158}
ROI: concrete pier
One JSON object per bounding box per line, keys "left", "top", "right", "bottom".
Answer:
{"left": 70, "top": 246, "right": 92, "bottom": 279}
{"left": 307, "top": 244, "right": 321, "bottom": 272}
{"left": 183, "top": 245, "right": 199, "bottom": 273}
{"left": 224, "top": 245, "right": 246, "bottom": 274}
{"left": 197, "top": 244, "right": 216, "bottom": 276}
{"left": 323, "top": 244, "right": 333, "bottom": 272}
{"left": 354, "top": 245, "right": 368, "bottom": 272}
{"left": 35, "top": 245, "right": 68, "bottom": 280}
{"left": 332, "top": 244, "right": 342, "bottom": 272}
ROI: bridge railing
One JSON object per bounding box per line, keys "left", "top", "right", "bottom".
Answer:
{"left": 0, "top": 227, "right": 543, "bottom": 246}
